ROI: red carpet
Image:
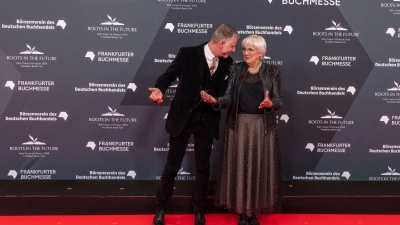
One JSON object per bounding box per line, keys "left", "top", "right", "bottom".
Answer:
{"left": 1, "top": 214, "right": 400, "bottom": 225}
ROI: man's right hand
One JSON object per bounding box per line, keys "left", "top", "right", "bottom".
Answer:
{"left": 148, "top": 87, "right": 163, "bottom": 104}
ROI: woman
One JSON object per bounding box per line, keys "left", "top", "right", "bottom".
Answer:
{"left": 201, "top": 35, "right": 282, "bottom": 225}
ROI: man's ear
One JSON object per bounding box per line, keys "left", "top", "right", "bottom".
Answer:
{"left": 219, "top": 40, "right": 226, "bottom": 49}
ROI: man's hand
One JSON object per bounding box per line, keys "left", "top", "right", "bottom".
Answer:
{"left": 259, "top": 91, "right": 273, "bottom": 109}
{"left": 200, "top": 90, "right": 217, "bottom": 105}
{"left": 148, "top": 87, "right": 163, "bottom": 104}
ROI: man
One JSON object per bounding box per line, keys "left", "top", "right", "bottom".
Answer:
{"left": 148, "top": 24, "right": 239, "bottom": 225}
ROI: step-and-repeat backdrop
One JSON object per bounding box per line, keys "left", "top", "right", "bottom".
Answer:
{"left": 0, "top": 0, "right": 399, "bottom": 183}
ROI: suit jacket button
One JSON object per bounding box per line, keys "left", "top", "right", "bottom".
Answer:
{"left": 189, "top": 109, "right": 192, "bottom": 112}
{"left": 199, "top": 86, "right": 202, "bottom": 90}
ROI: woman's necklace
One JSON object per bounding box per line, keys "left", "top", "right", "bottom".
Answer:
{"left": 248, "top": 61, "right": 261, "bottom": 74}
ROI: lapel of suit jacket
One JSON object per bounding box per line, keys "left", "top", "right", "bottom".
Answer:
{"left": 195, "top": 42, "right": 208, "bottom": 85}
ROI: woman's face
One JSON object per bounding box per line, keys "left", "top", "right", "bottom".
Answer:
{"left": 242, "top": 44, "right": 263, "bottom": 66}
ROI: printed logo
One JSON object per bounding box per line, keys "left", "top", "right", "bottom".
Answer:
{"left": 370, "top": 165, "right": 400, "bottom": 181}
{"left": 23, "top": 135, "right": 46, "bottom": 145}
{"left": 369, "top": 144, "right": 400, "bottom": 154}
{"left": 380, "top": 1, "right": 400, "bottom": 16}
{"left": 85, "top": 51, "right": 134, "bottom": 63}
{"left": 164, "top": 22, "right": 213, "bottom": 34}
{"left": 76, "top": 170, "right": 134, "bottom": 180}
{"left": 386, "top": 28, "right": 396, "bottom": 37}
{"left": 279, "top": 114, "right": 289, "bottom": 123}
{"left": 5, "top": 111, "right": 66, "bottom": 121}
{"left": 380, "top": 115, "right": 400, "bottom": 125}
{"left": 321, "top": 109, "right": 343, "bottom": 119}
{"left": 293, "top": 171, "right": 349, "bottom": 181}
{"left": 9, "top": 135, "right": 59, "bottom": 158}
{"left": 75, "top": 82, "right": 132, "bottom": 93}
{"left": 313, "top": 19, "right": 359, "bottom": 44}
{"left": 305, "top": 142, "right": 350, "bottom": 153}
{"left": 58, "top": 112, "right": 68, "bottom": 121}
{"left": 386, "top": 28, "right": 400, "bottom": 37}
{"left": 375, "top": 81, "right": 400, "bottom": 104}
{"left": 325, "top": 20, "right": 348, "bottom": 31}
{"left": 347, "top": 86, "right": 356, "bottom": 95}
{"left": 154, "top": 142, "right": 194, "bottom": 152}
{"left": 341, "top": 171, "right": 351, "bottom": 180}
{"left": 305, "top": 143, "right": 315, "bottom": 152}
{"left": 101, "top": 15, "right": 124, "bottom": 25}
{"left": 283, "top": 25, "right": 293, "bottom": 35}
{"left": 8, "top": 170, "right": 18, "bottom": 179}
{"left": 5, "top": 81, "right": 15, "bottom": 90}
{"left": 238, "top": 25, "right": 293, "bottom": 36}
{"left": 177, "top": 168, "right": 191, "bottom": 175}
{"left": 89, "top": 106, "right": 137, "bottom": 130}
{"left": 2, "top": 19, "right": 66, "bottom": 30}
{"left": 6, "top": 80, "right": 55, "bottom": 92}
{"left": 127, "top": 83, "right": 137, "bottom": 92}
{"left": 375, "top": 57, "right": 400, "bottom": 68}
{"left": 86, "top": 141, "right": 134, "bottom": 152}
{"left": 309, "top": 108, "right": 354, "bottom": 131}
{"left": 158, "top": 1, "right": 207, "bottom": 11}
{"left": 382, "top": 166, "right": 400, "bottom": 175}
{"left": 163, "top": 77, "right": 178, "bottom": 100}
{"left": 388, "top": 81, "right": 400, "bottom": 91}
{"left": 380, "top": 116, "right": 390, "bottom": 124}
{"left": 127, "top": 171, "right": 137, "bottom": 179}
{"left": 87, "top": 14, "right": 137, "bottom": 39}
{"left": 282, "top": 0, "right": 340, "bottom": 6}
{"left": 7, "top": 43, "right": 57, "bottom": 68}
{"left": 20, "top": 44, "right": 43, "bottom": 54}
{"left": 156, "top": 167, "right": 195, "bottom": 180}
{"left": 56, "top": 20, "right": 66, "bottom": 29}
{"left": 86, "top": 141, "right": 96, "bottom": 150}
{"left": 309, "top": 55, "right": 356, "bottom": 66}
{"left": 263, "top": 54, "right": 284, "bottom": 66}
{"left": 165, "top": 23, "right": 174, "bottom": 32}
{"left": 310, "top": 56, "right": 319, "bottom": 65}
{"left": 85, "top": 51, "right": 95, "bottom": 61}
{"left": 155, "top": 53, "right": 175, "bottom": 64}
{"left": 102, "top": 106, "right": 125, "bottom": 116}
{"left": 10, "top": 170, "right": 56, "bottom": 180}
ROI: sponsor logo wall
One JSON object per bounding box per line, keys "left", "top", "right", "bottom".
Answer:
{"left": 0, "top": 0, "right": 398, "bottom": 183}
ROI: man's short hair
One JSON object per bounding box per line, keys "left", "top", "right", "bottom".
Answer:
{"left": 211, "top": 24, "right": 240, "bottom": 43}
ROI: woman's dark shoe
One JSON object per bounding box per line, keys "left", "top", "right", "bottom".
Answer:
{"left": 238, "top": 214, "right": 249, "bottom": 225}
{"left": 248, "top": 215, "right": 260, "bottom": 225}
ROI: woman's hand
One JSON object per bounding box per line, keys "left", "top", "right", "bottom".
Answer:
{"left": 200, "top": 90, "right": 217, "bottom": 105}
{"left": 259, "top": 91, "right": 273, "bottom": 108}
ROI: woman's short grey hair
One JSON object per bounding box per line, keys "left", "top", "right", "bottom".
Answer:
{"left": 241, "top": 35, "right": 267, "bottom": 56}
{"left": 211, "top": 24, "right": 240, "bottom": 43}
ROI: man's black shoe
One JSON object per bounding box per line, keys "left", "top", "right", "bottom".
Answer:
{"left": 248, "top": 216, "right": 260, "bottom": 225}
{"left": 194, "top": 212, "right": 206, "bottom": 225}
{"left": 153, "top": 210, "right": 165, "bottom": 225}
{"left": 238, "top": 214, "right": 249, "bottom": 225}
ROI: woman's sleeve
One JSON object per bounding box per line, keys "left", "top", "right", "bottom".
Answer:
{"left": 213, "top": 65, "right": 236, "bottom": 110}
{"left": 270, "top": 67, "right": 282, "bottom": 111}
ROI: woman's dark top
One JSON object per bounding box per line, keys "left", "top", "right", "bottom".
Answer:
{"left": 238, "top": 72, "right": 264, "bottom": 114}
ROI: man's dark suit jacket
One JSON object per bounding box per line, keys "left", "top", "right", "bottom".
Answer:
{"left": 154, "top": 42, "right": 233, "bottom": 139}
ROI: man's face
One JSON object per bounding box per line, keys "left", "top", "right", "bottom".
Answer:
{"left": 217, "top": 37, "right": 238, "bottom": 58}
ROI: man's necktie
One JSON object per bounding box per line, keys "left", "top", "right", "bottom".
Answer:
{"left": 209, "top": 57, "right": 218, "bottom": 75}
